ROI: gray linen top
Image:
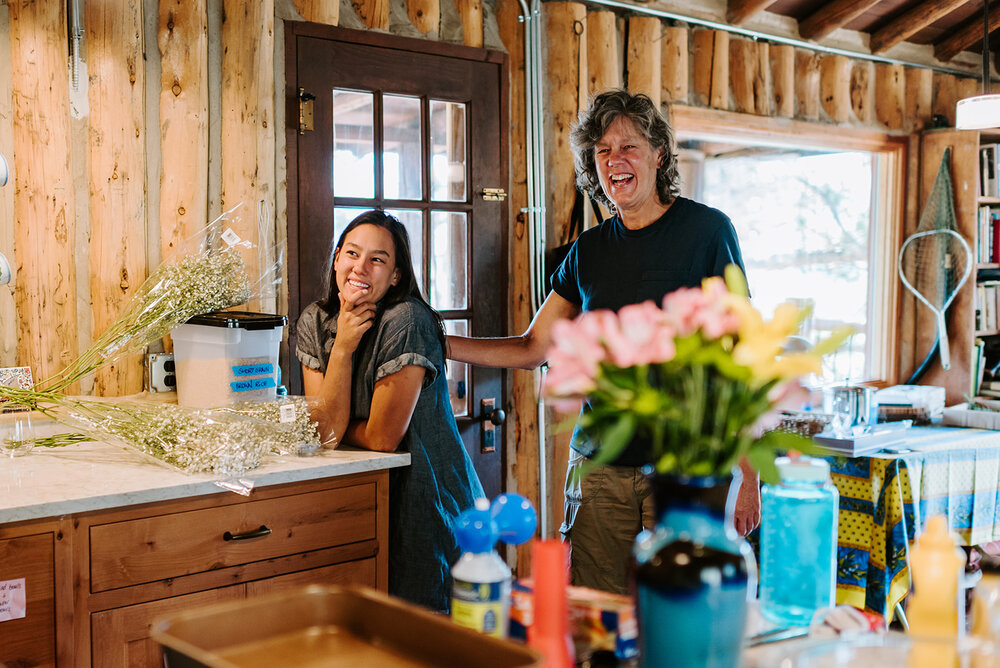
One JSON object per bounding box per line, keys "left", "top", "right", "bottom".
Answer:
{"left": 296, "top": 297, "right": 485, "bottom": 612}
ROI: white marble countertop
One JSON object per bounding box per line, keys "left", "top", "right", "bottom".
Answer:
{"left": 0, "top": 418, "right": 410, "bottom": 524}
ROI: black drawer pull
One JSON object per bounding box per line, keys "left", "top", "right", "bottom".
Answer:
{"left": 223, "top": 525, "right": 272, "bottom": 541}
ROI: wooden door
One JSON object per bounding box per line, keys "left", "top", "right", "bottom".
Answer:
{"left": 286, "top": 24, "right": 509, "bottom": 498}
{"left": 0, "top": 533, "right": 55, "bottom": 667}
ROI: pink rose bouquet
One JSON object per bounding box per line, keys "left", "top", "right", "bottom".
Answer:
{"left": 543, "top": 265, "right": 851, "bottom": 482}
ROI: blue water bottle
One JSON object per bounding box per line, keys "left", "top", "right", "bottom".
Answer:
{"left": 759, "top": 456, "right": 839, "bottom": 627}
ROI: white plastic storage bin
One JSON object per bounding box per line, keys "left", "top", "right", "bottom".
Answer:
{"left": 171, "top": 311, "right": 287, "bottom": 408}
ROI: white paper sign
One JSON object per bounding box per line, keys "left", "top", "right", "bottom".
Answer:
{"left": 0, "top": 578, "right": 26, "bottom": 622}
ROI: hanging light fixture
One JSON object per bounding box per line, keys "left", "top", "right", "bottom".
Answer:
{"left": 956, "top": 0, "right": 1000, "bottom": 129}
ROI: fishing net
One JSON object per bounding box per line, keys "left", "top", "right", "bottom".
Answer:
{"left": 898, "top": 147, "right": 972, "bottom": 371}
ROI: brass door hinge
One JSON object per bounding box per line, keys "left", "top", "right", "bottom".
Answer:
{"left": 481, "top": 187, "right": 507, "bottom": 201}
{"left": 298, "top": 88, "right": 316, "bottom": 135}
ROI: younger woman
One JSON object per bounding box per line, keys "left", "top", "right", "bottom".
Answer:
{"left": 296, "top": 210, "right": 484, "bottom": 612}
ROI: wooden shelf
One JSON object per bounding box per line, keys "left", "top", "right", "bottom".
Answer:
{"left": 979, "top": 263, "right": 1000, "bottom": 270}
{"left": 981, "top": 197, "right": 1000, "bottom": 205}
{"left": 976, "top": 330, "right": 1000, "bottom": 337}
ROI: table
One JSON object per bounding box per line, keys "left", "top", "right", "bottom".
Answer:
{"left": 826, "top": 425, "right": 1000, "bottom": 619}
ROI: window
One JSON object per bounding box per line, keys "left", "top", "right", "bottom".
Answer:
{"left": 673, "top": 109, "right": 905, "bottom": 387}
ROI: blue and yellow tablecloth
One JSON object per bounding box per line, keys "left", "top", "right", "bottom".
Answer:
{"left": 826, "top": 426, "right": 1000, "bottom": 619}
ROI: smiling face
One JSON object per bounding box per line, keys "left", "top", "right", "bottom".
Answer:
{"left": 334, "top": 223, "right": 400, "bottom": 303}
{"left": 594, "top": 115, "right": 666, "bottom": 226}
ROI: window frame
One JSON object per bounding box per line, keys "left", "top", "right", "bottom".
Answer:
{"left": 670, "top": 105, "right": 906, "bottom": 386}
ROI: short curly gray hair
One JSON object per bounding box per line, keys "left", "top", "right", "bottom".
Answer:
{"left": 570, "top": 89, "right": 680, "bottom": 211}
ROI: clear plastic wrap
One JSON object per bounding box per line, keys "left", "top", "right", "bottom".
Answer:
{"left": 47, "top": 398, "right": 272, "bottom": 484}
{"left": 33, "top": 203, "right": 284, "bottom": 395}
{"left": 217, "top": 395, "right": 331, "bottom": 456}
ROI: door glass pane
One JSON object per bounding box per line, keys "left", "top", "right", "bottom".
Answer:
{"left": 444, "top": 319, "right": 469, "bottom": 417}
{"left": 332, "top": 90, "right": 374, "bottom": 198}
{"left": 385, "top": 208, "right": 424, "bottom": 290}
{"left": 383, "top": 95, "right": 422, "bottom": 200}
{"left": 430, "top": 100, "right": 467, "bottom": 202}
{"left": 430, "top": 211, "right": 468, "bottom": 309}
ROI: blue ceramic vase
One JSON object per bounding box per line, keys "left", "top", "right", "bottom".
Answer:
{"left": 633, "top": 472, "right": 756, "bottom": 668}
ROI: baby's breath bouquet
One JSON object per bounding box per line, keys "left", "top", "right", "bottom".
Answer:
{"left": 543, "top": 266, "right": 851, "bottom": 483}
{"left": 47, "top": 398, "right": 272, "bottom": 477}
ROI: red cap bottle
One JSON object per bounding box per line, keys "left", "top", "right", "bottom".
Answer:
{"left": 527, "top": 539, "right": 574, "bottom": 667}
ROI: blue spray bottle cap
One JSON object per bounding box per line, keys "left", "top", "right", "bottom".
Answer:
{"left": 455, "top": 494, "right": 538, "bottom": 554}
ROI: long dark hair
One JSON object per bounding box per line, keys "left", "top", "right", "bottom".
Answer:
{"left": 319, "top": 210, "right": 446, "bottom": 352}
{"left": 570, "top": 89, "right": 681, "bottom": 212}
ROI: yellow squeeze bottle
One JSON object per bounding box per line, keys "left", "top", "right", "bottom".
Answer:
{"left": 906, "top": 515, "right": 966, "bottom": 668}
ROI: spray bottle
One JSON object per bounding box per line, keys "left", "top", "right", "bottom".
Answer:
{"left": 451, "top": 493, "right": 537, "bottom": 638}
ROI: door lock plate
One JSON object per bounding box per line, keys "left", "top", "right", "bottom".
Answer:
{"left": 481, "top": 398, "right": 497, "bottom": 453}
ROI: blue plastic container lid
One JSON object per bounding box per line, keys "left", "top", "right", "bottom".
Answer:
{"left": 184, "top": 310, "right": 287, "bottom": 330}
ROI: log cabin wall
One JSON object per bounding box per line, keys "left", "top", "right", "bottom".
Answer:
{"left": 0, "top": 0, "right": 985, "bottom": 564}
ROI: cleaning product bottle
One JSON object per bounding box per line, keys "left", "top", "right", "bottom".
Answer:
{"left": 451, "top": 494, "right": 537, "bottom": 638}
{"left": 906, "top": 515, "right": 966, "bottom": 668}
{"left": 907, "top": 514, "right": 966, "bottom": 637}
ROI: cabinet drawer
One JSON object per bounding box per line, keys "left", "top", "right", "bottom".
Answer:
{"left": 90, "top": 483, "right": 376, "bottom": 592}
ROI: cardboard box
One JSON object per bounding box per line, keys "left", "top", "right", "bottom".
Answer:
{"left": 152, "top": 585, "right": 541, "bottom": 667}
{"left": 510, "top": 579, "right": 638, "bottom": 661}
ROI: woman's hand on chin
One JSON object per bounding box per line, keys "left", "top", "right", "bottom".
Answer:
{"left": 335, "top": 291, "right": 376, "bottom": 352}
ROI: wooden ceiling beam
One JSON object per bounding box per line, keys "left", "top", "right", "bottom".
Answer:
{"left": 799, "top": 0, "right": 881, "bottom": 41}
{"left": 727, "top": 0, "right": 780, "bottom": 25}
{"left": 870, "top": 0, "right": 968, "bottom": 53}
{"left": 934, "top": 3, "right": 1000, "bottom": 62}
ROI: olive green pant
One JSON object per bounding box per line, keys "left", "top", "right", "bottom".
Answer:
{"left": 559, "top": 451, "right": 657, "bottom": 595}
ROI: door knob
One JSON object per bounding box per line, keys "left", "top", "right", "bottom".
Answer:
{"left": 486, "top": 407, "right": 506, "bottom": 426}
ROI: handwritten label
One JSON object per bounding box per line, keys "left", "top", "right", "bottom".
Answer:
{"left": 230, "top": 377, "right": 277, "bottom": 393}
{"left": 279, "top": 404, "right": 296, "bottom": 423}
{"left": 0, "top": 578, "right": 26, "bottom": 622}
{"left": 232, "top": 363, "right": 274, "bottom": 377}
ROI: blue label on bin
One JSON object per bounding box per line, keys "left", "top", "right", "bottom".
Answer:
{"left": 232, "top": 363, "right": 274, "bottom": 377}
{"left": 230, "top": 377, "right": 277, "bottom": 393}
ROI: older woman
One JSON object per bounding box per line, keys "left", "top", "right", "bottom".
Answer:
{"left": 447, "top": 89, "right": 754, "bottom": 595}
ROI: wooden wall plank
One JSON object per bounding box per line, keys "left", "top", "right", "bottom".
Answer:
{"left": 351, "top": 0, "right": 389, "bottom": 30}
{"left": 497, "top": 0, "right": 539, "bottom": 560}
{"left": 905, "top": 67, "right": 934, "bottom": 132}
{"left": 221, "top": 0, "right": 276, "bottom": 313}
{"left": 456, "top": 0, "right": 483, "bottom": 48}
{"left": 795, "top": 50, "right": 821, "bottom": 121}
{"left": 626, "top": 17, "right": 661, "bottom": 107}
{"left": 730, "top": 38, "right": 755, "bottom": 114}
{"left": 874, "top": 63, "right": 903, "bottom": 130}
{"left": 292, "top": 0, "right": 339, "bottom": 26}
{"left": 0, "top": 8, "right": 14, "bottom": 367}
{"left": 753, "top": 42, "right": 771, "bottom": 116}
{"left": 692, "top": 29, "right": 729, "bottom": 110}
{"left": 956, "top": 76, "right": 980, "bottom": 103}
{"left": 850, "top": 61, "right": 872, "bottom": 124}
{"left": 158, "top": 1, "right": 209, "bottom": 262}
{"left": 544, "top": 1, "right": 586, "bottom": 534}
{"left": 587, "top": 11, "right": 619, "bottom": 96}
{"left": 86, "top": 0, "right": 147, "bottom": 396}
{"left": 9, "top": 1, "right": 79, "bottom": 388}
{"left": 932, "top": 72, "right": 958, "bottom": 126}
{"left": 820, "top": 54, "right": 851, "bottom": 123}
{"left": 661, "top": 25, "right": 687, "bottom": 105}
{"left": 406, "top": 0, "right": 439, "bottom": 35}
{"left": 771, "top": 43, "right": 794, "bottom": 118}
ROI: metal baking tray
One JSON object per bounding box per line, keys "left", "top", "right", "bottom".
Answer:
{"left": 152, "top": 584, "right": 542, "bottom": 667}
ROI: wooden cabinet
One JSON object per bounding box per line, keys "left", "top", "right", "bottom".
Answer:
{"left": 0, "top": 528, "right": 58, "bottom": 667}
{"left": 0, "top": 469, "right": 389, "bottom": 668}
{"left": 917, "top": 129, "right": 1000, "bottom": 405}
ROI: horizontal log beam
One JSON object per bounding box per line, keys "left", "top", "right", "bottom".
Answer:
{"left": 726, "top": 0, "right": 779, "bottom": 25}
{"left": 870, "top": 0, "right": 966, "bottom": 54}
{"left": 934, "top": 4, "right": 1000, "bottom": 62}
{"left": 799, "top": 0, "right": 880, "bottom": 41}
